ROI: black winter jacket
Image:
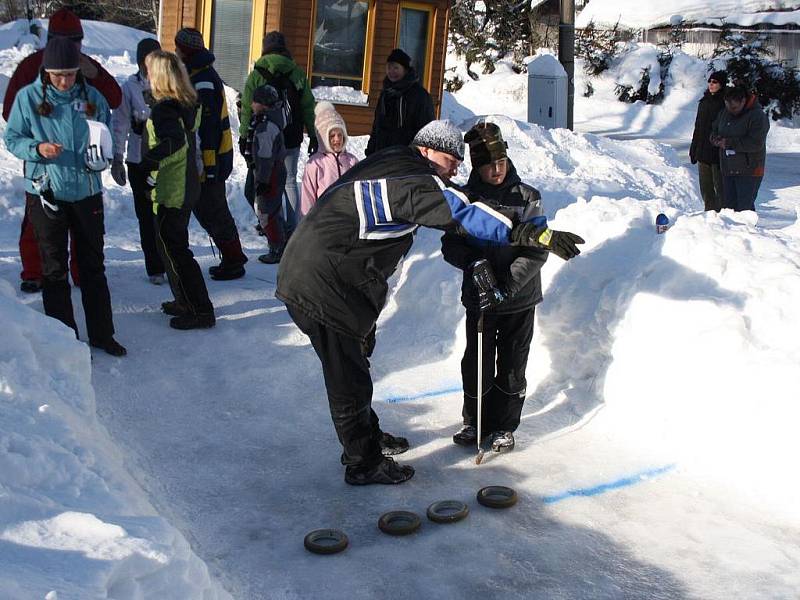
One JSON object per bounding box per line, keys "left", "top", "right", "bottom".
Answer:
{"left": 690, "top": 89, "right": 725, "bottom": 165}
{"left": 441, "top": 162, "right": 548, "bottom": 315}
{"left": 711, "top": 95, "right": 770, "bottom": 177}
{"left": 276, "top": 146, "right": 525, "bottom": 342}
{"left": 365, "top": 69, "right": 435, "bottom": 156}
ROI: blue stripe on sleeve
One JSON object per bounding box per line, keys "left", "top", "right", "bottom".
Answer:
{"left": 372, "top": 181, "right": 389, "bottom": 222}
{"left": 441, "top": 188, "right": 513, "bottom": 244}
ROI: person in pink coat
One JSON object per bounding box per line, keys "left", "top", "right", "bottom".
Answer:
{"left": 300, "top": 102, "right": 358, "bottom": 217}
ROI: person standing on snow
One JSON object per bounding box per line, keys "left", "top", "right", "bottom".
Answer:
{"left": 299, "top": 101, "right": 358, "bottom": 218}
{"left": 710, "top": 85, "right": 770, "bottom": 212}
{"left": 276, "top": 120, "right": 584, "bottom": 486}
{"left": 442, "top": 122, "right": 548, "bottom": 455}
{"left": 141, "top": 50, "right": 215, "bottom": 331}
{"left": 239, "top": 31, "right": 317, "bottom": 242}
{"left": 365, "top": 48, "right": 435, "bottom": 157}
{"left": 690, "top": 70, "right": 728, "bottom": 212}
{"left": 110, "top": 37, "right": 167, "bottom": 285}
{"left": 5, "top": 37, "right": 126, "bottom": 356}
{"left": 2, "top": 7, "right": 122, "bottom": 294}
{"left": 174, "top": 28, "right": 248, "bottom": 281}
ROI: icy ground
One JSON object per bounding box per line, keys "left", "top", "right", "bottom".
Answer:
{"left": 2, "top": 19, "right": 800, "bottom": 600}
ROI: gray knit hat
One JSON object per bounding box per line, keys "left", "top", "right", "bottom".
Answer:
{"left": 42, "top": 36, "right": 80, "bottom": 72}
{"left": 411, "top": 119, "right": 464, "bottom": 161}
{"left": 175, "top": 28, "right": 205, "bottom": 55}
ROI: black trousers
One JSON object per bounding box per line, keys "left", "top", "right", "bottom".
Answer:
{"left": 461, "top": 308, "right": 535, "bottom": 433}
{"left": 27, "top": 192, "right": 115, "bottom": 341}
{"left": 128, "top": 163, "right": 165, "bottom": 276}
{"left": 192, "top": 180, "right": 239, "bottom": 244}
{"left": 286, "top": 304, "right": 383, "bottom": 468}
{"left": 154, "top": 203, "right": 214, "bottom": 315}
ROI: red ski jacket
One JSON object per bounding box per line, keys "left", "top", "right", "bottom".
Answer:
{"left": 2, "top": 49, "right": 122, "bottom": 122}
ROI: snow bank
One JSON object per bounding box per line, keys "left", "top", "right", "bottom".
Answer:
{"left": 0, "top": 281, "right": 229, "bottom": 599}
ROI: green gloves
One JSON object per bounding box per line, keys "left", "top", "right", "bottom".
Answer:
{"left": 510, "top": 223, "right": 585, "bottom": 261}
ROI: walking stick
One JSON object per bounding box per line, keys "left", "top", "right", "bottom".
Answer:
{"left": 475, "top": 310, "right": 485, "bottom": 465}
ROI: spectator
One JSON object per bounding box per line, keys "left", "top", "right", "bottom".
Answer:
{"left": 276, "top": 119, "right": 583, "bottom": 486}
{"left": 239, "top": 31, "right": 317, "bottom": 241}
{"left": 711, "top": 85, "right": 770, "bottom": 212}
{"left": 300, "top": 101, "right": 358, "bottom": 218}
{"left": 2, "top": 7, "right": 122, "bottom": 294}
{"left": 110, "top": 37, "right": 167, "bottom": 284}
{"left": 141, "top": 50, "right": 216, "bottom": 330}
{"left": 244, "top": 85, "right": 288, "bottom": 265}
{"left": 365, "top": 48, "right": 435, "bottom": 156}
{"left": 442, "top": 122, "right": 548, "bottom": 454}
{"left": 690, "top": 70, "right": 728, "bottom": 211}
{"left": 174, "top": 28, "right": 248, "bottom": 281}
{"left": 5, "top": 37, "right": 125, "bottom": 355}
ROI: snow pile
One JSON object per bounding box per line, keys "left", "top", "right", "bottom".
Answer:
{"left": 576, "top": 0, "right": 800, "bottom": 29}
{"left": 0, "top": 281, "right": 230, "bottom": 599}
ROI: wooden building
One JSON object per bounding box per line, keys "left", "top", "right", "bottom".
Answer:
{"left": 158, "top": 0, "right": 451, "bottom": 135}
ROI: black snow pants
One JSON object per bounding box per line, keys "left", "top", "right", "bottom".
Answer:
{"left": 461, "top": 307, "right": 535, "bottom": 433}
{"left": 192, "top": 179, "right": 239, "bottom": 244}
{"left": 154, "top": 203, "right": 214, "bottom": 316}
{"left": 27, "top": 192, "right": 115, "bottom": 342}
{"left": 128, "top": 163, "right": 166, "bottom": 277}
{"left": 286, "top": 304, "right": 384, "bottom": 469}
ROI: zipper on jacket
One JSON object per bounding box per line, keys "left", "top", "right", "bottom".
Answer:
{"left": 335, "top": 153, "right": 342, "bottom": 177}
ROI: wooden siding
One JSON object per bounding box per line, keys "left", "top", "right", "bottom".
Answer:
{"left": 158, "top": 0, "right": 450, "bottom": 136}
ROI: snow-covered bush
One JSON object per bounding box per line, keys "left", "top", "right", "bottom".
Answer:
{"left": 711, "top": 25, "right": 800, "bottom": 120}
{"left": 614, "top": 44, "right": 668, "bottom": 105}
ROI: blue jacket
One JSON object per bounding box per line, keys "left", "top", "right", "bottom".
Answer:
{"left": 5, "top": 78, "right": 110, "bottom": 202}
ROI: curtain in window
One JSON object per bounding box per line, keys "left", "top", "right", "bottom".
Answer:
{"left": 311, "top": 0, "right": 369, "bottom": 89}
{"left": 211, "top": 0, "right": 253, "bottom": 92}
{"left": 400, "top": 7, "right": 430, "bottom": 78}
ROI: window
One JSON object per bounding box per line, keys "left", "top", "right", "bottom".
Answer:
{"left": 310, "top": 0, "right": 370, "bottom": 91}
{"left": 399, "top": 3, "right": 434, "bottom": 87}
{"left": 209, "top": 0, "right": 253, "bottom": 91}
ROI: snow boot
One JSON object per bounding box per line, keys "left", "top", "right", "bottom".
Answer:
{"left": 452, "top": 425, "right": 478, "bottom": 447}
{"left": 161, "top": 300, "right": 189, "bottom": 316}
{"left": 209, "top": 237, "right": 247, "bottom": 281}
{"left": 20, "top": 279, "right": 42, "bottom": 293}
{"left": 344, "top": 457, "right": 415, "bottom": 486}
{"left": 490, "top": 431, "right": 515, "bottom": 453}
{"left": 89, "top": 337, "right": 127, "bottom": 357}
{"left": 169, "top": 312, "right": 216, "bottom": 330}
{"left": 257, "top": 245, "right": 284, "bottom": 264}
{"left": 379, "top": 431, "right": 409, "bottom": 456}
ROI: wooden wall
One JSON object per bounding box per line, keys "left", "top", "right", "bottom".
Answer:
{"left": 158, "top": 0, "right": 450, "bottom": 136}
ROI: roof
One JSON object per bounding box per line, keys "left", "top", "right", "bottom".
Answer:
{"left": 576, "top": 0, "right": 800, "bottom": 29}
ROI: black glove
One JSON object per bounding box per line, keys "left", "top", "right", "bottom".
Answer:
{"left": 470, "top": 259, "right": 506, "bottom": 311}
{"left": 238, "top": 136, "right": 248, "bottom": 160}
{"left": 510, "top": 223, "right": 585, "bottom": 261}
{"left": 307, "top": 136, "right": 319, "bottom": 156}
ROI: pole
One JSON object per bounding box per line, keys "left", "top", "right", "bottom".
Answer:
{"left": 559, "top": 0, "right": 575, "bottom": 130}
{"left": 475, "top": 312, "right": 485, "bottom": 465}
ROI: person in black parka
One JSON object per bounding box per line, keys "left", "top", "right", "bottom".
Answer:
{"left": 364, "top": 48, "right": 435, "bottom": 156}
{"left": 690, "top": 70, "right": 727, "bottom": 212}
{"left": 442, "top": 123, "right": 548, "bottom": 454}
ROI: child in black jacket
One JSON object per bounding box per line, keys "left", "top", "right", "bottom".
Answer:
{"left": 243, "top": 85, "right": 288, "bottom": 264}
{"left": 441, "top": 122, "right": 548, "bottom": 453}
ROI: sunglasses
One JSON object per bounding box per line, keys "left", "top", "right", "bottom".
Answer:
{"left": 708, "top": 79, "right": 720, "bottom": 84}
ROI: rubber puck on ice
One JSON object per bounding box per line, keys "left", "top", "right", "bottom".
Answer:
{"left": 476, "top": 486, "right": 518, "bottom": 509}
{"left": 426, "top": 500, "right": 469, "bottom": 523}
{"left": 303, "top": 529, "right": 349, "bottom": 554}
{"left": 378, "top": 510, "right": 422, "bottom": 535}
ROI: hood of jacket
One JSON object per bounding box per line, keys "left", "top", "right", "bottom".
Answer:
{"left": 185, "top": 49, "right": 216, "bottom": 72}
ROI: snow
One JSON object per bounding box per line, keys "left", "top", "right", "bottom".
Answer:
{"left": 576, "top": 0, "right": 800, "bottom": 29}
{"left": 1, "top": 17, "right": 800, "bottom": 600}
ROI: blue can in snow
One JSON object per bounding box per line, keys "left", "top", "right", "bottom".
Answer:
{"left": 656, "top": 213, "right": 669, "bottom": 234}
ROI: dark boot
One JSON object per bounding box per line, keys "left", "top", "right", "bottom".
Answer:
{"left": 89, "top": 337, "right": 127, "bottom": 357}
{"left": 257, "top": 242, "right": 285, "bottom": 265}
{"left": 161, "top": 300, "right": 189, "bottom": 316}
{"left": 379, "top": 431, "right": 409, "bottom": 456}
{"left": 169, "top": 312, "right": 216, "bottom": 330}
{"left": 344, "top": 457, "right": 415, "bottom": 486}
{"left": 490, "top": 431, "right": 515, "bottom": 453}
{"left": 452, "top": 425, "right": 478, "bottom": 447}
{"left": 20, "top": 279, "right": 42, "bottom": 293}
{"left": 209, "top": 237, "right": 247, "bottom": 281}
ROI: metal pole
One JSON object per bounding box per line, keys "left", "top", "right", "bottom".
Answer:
{"left": 559, "top": 0, "right": 575, "bottom": 130}
{"left": 475, "top": 312, "right": 485, "bottom": 465}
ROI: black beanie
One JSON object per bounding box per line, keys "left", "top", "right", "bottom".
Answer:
{"left": 709, "top": 70, "right": 728, "bottom": 86}
{"left": 175, "top": 28, "right": 205, "bottom": 56}
{"left": 387, "top": 48, "right": 411, "bottom": 70}
{"left": 262, "top": 31, "right": 288, "bottom": 55}
{"left": 42, "top": 36, "right": 80, "bottom": 72}
{"left": 136, "top": 38, "right": 161, "bottom": 66}
{"left": 465, "top": 122, "right": 508, "bottom": 169}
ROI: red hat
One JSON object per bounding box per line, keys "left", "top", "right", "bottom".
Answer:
{"left": 48, "top": 8, "right": 83, "bottom": 41}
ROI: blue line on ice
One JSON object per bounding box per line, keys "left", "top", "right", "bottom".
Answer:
{"left": 543, "top": 464, "right": 676, "bottom": 504}
{"left": 383, "top": 386, "right": 461, "bottom": 403}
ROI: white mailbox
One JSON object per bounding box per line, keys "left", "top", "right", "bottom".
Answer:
{"left": 527, "top": 54, "right": 568, "bottom": 129}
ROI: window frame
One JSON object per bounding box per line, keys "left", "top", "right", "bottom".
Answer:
{"left": 397, "top": 1, "right": 435, "bottom": 89}
{"left": 197, "top": 0, "right": 266, "bottom": 77}
{"left": 308, "top": 0, "right": 376, "bottom": 94}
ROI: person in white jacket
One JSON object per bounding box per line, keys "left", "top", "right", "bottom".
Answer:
{"left": 110, "top": 38, "right": 166, "bottom": 284}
